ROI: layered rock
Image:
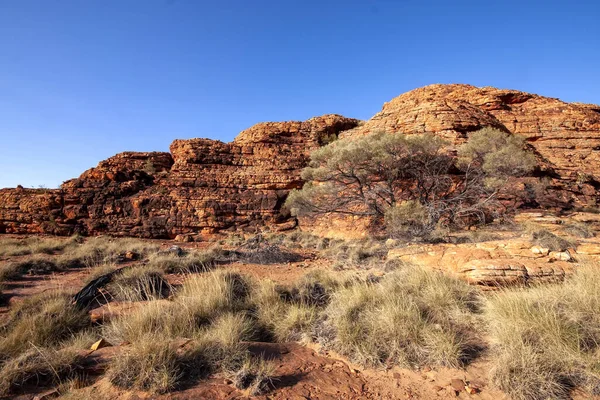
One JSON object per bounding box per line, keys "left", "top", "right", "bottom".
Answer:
{"left": 1, "top": 84, "right": 600, "bottom": 238}
{"left": 387, "top": 210, "right": 600, "bottom": 286}
{"left": 341, "top": 84, "right": 600, "bottom": 208}
{"left": 0, "top": 115, "right": 359, "bottom": 237}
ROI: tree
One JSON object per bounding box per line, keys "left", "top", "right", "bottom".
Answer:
{"left": 285, "top": 128, "right": 536, "bottom": 238}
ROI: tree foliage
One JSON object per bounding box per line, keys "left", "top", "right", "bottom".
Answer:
{"left": 285, "top": 128, "right": 536, "bottom": 238}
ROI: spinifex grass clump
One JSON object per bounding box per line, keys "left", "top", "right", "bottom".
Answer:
{"left": 104, "top": 270, "right": 259, "bottom": 394}
{"left": 324, "top": 267, "right": 480, "bottom": 368}
{"left": 0, "top": 291, "right": 90, "bottom": 360}
{"left": 0, "top": 291, "right": 91, "bottom": 396}
{"left": 146, "top": 247, "right": 223, "bottom": 273}
{"left": 486, "top": 263, "right": 600, "bottom": 400}
{"left": 0, "top": 235, "right": 81, "bottom": 257}
{"left": 254, "top": 270, "right": 344, "bottom": 342}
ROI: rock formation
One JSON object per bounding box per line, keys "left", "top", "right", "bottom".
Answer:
{"left": 341, "top": 84, "right": 600, "bottom": 207}
{"left": 0, "top": 115, "right": 359, "bottom": 237}
{"left": 1, "top": 84, "right": 599, "bottom": 238}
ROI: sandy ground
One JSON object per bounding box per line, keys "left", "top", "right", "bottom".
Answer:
{"left": 0, "top": 234, "right": 595, "bottom": 399}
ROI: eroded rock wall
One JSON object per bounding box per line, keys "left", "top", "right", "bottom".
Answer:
{"left": 1, "top": 85, "right": 599, "bottom": 238}
{"left": 341, "top": 84, "right": 600, "bottom": 209}
{"left": 0, "top": 115, "right": 359, "bottom": 237}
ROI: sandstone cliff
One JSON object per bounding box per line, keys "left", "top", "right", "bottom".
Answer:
{"left": 1, "top": 84, "right": 599, "bottom": 238}
{"left": 0, "top": 115, "right": 359, "bottom": 237}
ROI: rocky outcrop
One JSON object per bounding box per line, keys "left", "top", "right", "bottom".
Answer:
{"left": 1, "top": 84, "right": 599, "bottom": 238}
{"left": 0, "top": 115, "right": 359, "bottom": 237}
{"left": 342, "top": 84, "right": 600, "bottom": 208}
{"left": 387, "top": 211, "right": 600, "bottom": 286}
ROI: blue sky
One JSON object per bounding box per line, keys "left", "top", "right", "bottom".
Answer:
{"left": 1, "top": 0, "right": 599, "bottom": 188}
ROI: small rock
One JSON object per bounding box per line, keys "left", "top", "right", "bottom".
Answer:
{"left": 385, "top": 238, "right": 399, "bottom": 248}
{"left": 548, "top": 251, "right": 572, "bottom": 262}
{"left": 90, "top": 338, "right": 112, "bottom": 351}
{"left": 167, "top": 245, "right": 184, "bottom": 256}
{"left": 450, "top": 378, "right": 465, "bottom": 392}
{"left": 465, "top": 384, "right": 480, "bottom": 394}
{"left": 424, "top": 371, "right": 437, "bottom": 381}
{"left": 175, "top": 234, "right": 193, "bottom": 243}
{"left": 530, "top": 246, "right": 550, "bottom": 256}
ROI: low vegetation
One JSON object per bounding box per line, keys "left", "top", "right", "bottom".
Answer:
{"left": 530, "top": 228, "right": 574, "bottom": 251}
{"left": 486, "top": 263, "right": 600, "bottom": 400}
{"left": 324, "top": 267, "right": 479, "bottom": 368}
{"left": 0, "top": 291, "right": 91, "bottom": 396}
{"left": 0, "top": 235, "right": 81, "bottom": 257}
{"left": 0, "top": 232, "right": 599, "bottom": 399}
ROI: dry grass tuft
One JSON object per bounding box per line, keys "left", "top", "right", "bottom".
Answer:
{"left": 324, "top": 267, "right": 479, "bottom": 368}
{"left": 0, "top": 346, "right": 83, "bottom": 396}
{"left": 104, "top": 272, "right": 259, "bottom": 394}
{"left": 254, "top": 270, "right": 345, "bottom": 342}
{"left": 230, "top": 357, "right": 276, "bottom": 395}
{"left": 530, "top": 229, "right": 574, "bottom": 251}
{"left": 146, "top": 248, "right": 220, "bottom": 273}
{"left": 58, "top": 237, "right": 159, "bottom": 269}
{"left": 486, "top": 262, "right": 600, "bottom": 399}
{"left": 0, "top": 235, "right": 82, "bottom": 257}
{"left": 107, "top": 333, "right": 182, "bottom": 394}
{"left": 0, "top": 256, "right": 59, "bottom": 281}
{"left": 563, "top": 222, "right": 595, "bottom": 239}
{"left": 0, "top": 291, "right": 90, "bottom": 360}
{"left": 109, "top": 265, "right": 170, "bottom": 301}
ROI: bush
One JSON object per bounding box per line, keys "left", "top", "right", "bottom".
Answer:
{"left": 531, "top": 229, "right": 574, "bottom": 251}
{"left": 486, "top": 264, "right": 600, "bottom": 399}
{"left": 457, "top": 127, "right": 537, "bottom": 183}
{"left": 286, "top": 128, "right": 536, "bottom": 237}
{"left": 384, "top": 201, "right": 432, "bottom": 239}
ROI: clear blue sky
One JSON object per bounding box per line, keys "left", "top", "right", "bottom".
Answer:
{"left": 1, "top": 0, "right": 599, "bottom": 188}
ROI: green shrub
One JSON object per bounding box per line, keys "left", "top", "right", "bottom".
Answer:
{"left": 384, "top": 201, "right": 432, "bottom": 239}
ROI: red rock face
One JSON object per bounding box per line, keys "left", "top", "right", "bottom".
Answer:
{"left": 0, "top": 115, "right": 359, "bottom": 237}
{"left": 1, "top": 85, "right": 599, "bottom": 238}
{"left": 342, "top": 84, "right": 600, "bottom": 209}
